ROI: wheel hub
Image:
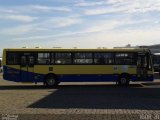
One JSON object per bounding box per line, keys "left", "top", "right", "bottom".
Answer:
{"left": 120, "top": 78, "right": 127, "bottom": 84}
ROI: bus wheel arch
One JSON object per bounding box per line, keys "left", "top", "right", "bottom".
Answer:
{"left": 44, "top": 73, "right": 59, "bottom": 87}
{"left": 118, "top": 73, "right": 130, "bottom": 86}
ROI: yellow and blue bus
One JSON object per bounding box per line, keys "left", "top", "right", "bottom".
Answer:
{"left": 2, "top": 48, "right": 154, "bottom": 86}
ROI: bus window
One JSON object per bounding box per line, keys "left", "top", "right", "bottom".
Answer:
{"left": 142, "top": 56, "right": 147, "bottom": 68}
{"left": 55, "top": 53, "right": 72, "bottom": 64}
{"left": 152, "top": 53, "right": 160, "bottom": 72}
{"left": 147, "top": 53, "right": 152, "bottom": 70}
{"left": 74, "top": 53, "right": 93, "bottom": 64}
{"left": 37, "top": 53, "right": 50, "bottom": 64}
{"left": 28, "top": 56, "right": 34, "bottom": 67}
{"left": 50, "top": 53, "right": 54, "bottom": 64}
{"left": 115, "top": 53, "right": 136, "bottom": 65}
{"left": 21, "top": 56, "right": 27, "bottom": 67}
{"left": 7, "top": 52, "right": 20, "bottom": 65}
{"left": 94, "top": 53, "right": 114, "bottom": 64}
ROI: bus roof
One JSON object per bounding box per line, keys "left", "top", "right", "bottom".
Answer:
{"left": 3, "top": 48, "right": 150, "bottom": 52}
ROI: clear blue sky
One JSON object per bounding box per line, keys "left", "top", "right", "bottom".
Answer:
{"left": 0, "top": 0, "right": 160, "bottom": 56}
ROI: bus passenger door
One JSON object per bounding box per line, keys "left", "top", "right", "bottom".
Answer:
{"left": 137, "top": 54, "right": 148, "bottom": 80}
{"left": 20, "top": 55, "right": 35, "bottom": 82}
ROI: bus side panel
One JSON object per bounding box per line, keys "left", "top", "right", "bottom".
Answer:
{"left": 33, "top": 65, "right": 137, "bottom": 82}
{"left": 3, "top": 65, "right": 21, "bottom": 82}
{"left": 58, "top": 74, "right": 118, "bottom": 82}
{"left": 20, "top": 69, "right": 35, "bottom": 82}
{"left": 33, "top": 72, "right": 45, "bottom": 82}
{"left": 34, "top": 65, "right": 119, "bottom": 82}
{"left": 20, "top": 66, "right": 35, "bottom": 82}
{"left": 131, "top": 75, "right": 154, "bottom": 81}
{"left": 3, "top": 65, "right": 45, "bottom": 82}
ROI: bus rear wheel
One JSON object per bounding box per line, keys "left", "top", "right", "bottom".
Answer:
{"left": 118, "top": 75, "right": 130, "bottom": 86}
{"left": 45, "top": 75, "right": 59, "bottom": 87}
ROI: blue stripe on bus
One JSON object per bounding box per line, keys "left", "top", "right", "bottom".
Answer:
{"left": 3, "top": 66, "right": 44, "bottom": 82}
{"left": 3, "top": 66, "right": 154, "bottom": 83}
{"left": 59, "top": 75, "right": 118, "bottom": 82}
{"left": 58, "top": 75, "right": 153, "bottom": 82}
{"left": 3, "top": 66, "right": 21, "bottom": 82}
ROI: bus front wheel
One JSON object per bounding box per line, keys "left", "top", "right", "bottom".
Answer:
{"left": 45, "top": 75, "right": 59, "bottom": 87}
{"left": 118, "top": 75, "right": 130, "bottom": 86}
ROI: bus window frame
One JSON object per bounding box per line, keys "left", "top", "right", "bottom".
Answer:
{"left": 5, "top": 51, "right": 141, "bottom": 66}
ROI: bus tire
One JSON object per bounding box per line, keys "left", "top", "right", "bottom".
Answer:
{"left": 44, "top": 74, "right": 59, "bottom": 87}
{"left": 118, "top": 74, "right": 130, "bottom": 86}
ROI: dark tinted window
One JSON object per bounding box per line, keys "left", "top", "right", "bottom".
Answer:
{"left": 115, "top": 53, "right": 136, "bottom": 65}
{"left": 94, "top": 53, "right": 114, "bottom": 64}
{"left": 74, "top": 53, "right": 93, "bottom": 64}
{"left": 50, "top": 53, "right": 55, "bottom": 64}
{"left": 7, "top": 52, "right": 20, "bottom": 65}
{"left": 28, "top": 56, "right": 34, "bottom": 67}
{"left": 55, "top": 53, "right": 72, "bottom": 64}
{"left": 37, "top": 53, "right": 50, "bottom": 64}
